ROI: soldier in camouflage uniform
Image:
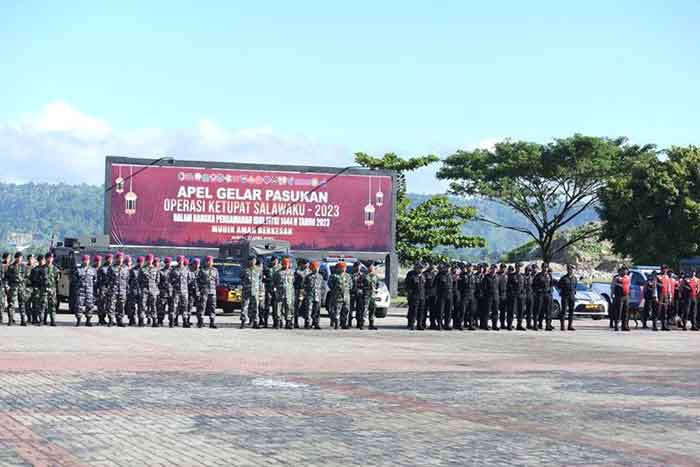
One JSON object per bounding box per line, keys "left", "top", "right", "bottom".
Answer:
{"left": 97, "top": 254, "right": 113, "bottom": 325}
{"left": 158, "top": 257, "right": 173, "bottom": 327}
{"left": 126, "top": 256, "right": 142, "bottom": 326}
{"left": 304, "top": 261, "right": 325, "bottom": 330}
{"left": 186, "top": 258, "right": 199, "bottom": 328}
{"left": 108, "top": 253, "right": 130, "bottom": 327}
{"left": 273, "top": 257, "right": 295, "bottom": 329}
{"left": 38, "top": 253, "right": 60, "bottom": 326}
{"left": 262, "top": 257, "right": 281, "bottom": 328}
{"left": 293, "top": 259, "right": 308, "bottom": 329}
{"left": 196, "top": 256, "right": 219, "bottom": 329}
{"left": 6, "top": 252, "right": 28, "bottom": 326}
{"left": 71, "top": 255, "right": 96, "bottom": 326}
{"left": 169, "top": 256, "right": 191, "bottom": 328}
{"left": 350, "top": 265, "right": 365, "bottom": 329}
{"left": 240, "top": 256, "right": 261, "bottom": 329}
{"left": 360, "top": 263, "right": 380, "bottom": 330}
{"left": 328, "top": 262, "right": 352, "bottom": 329}
{"left": 28, "top": 255, "right": 44, "bottom": 324}
{"left": 139, "top": 254, "right": 159, "bottom": 327}
{"left": 0, "top": 252, "right": 8, "bottom": 324}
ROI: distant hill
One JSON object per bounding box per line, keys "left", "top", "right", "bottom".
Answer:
{"left": 0, "top": 182, "right": 598, "bottom": 259}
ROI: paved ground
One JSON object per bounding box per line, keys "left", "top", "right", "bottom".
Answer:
{"left": 1, "top": 310, "right": 699, "bottom": 467}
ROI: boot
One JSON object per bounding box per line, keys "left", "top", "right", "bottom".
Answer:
{"left": 313, "top": 323, "right": 321, "bottom": 330}
{"left": 50, "top": 317, "right": 56, "bottom": 327}
{"left": 304, "top": 321, "right": 311, "bottom": 329}
{"left": 240, "top": 321, "right": 246, "bottom": 329}
{"left": 253, "top": 322, "right": 259, "bottom": 329}
{"left": 369, "top": 320, "right": 377, "bottom": 330}
{"left": 86, "top": 317, "right": 93, "bottom": 327}
{"left": 358, "top": 319, "right": 364, "bottom": 330}
{"left": 294, "top": 319, "right": 300, "bottom": 329}
{"left": 20, "top": 315, "right": 27, "bottom": 326}
{"left": 209, "top": 319, "right": 217, "bottom": 329}
{"left": 285, "top": 321, "right": 293, "bottom": 329}
{"left": 560, "top": 320, "right": 566, "bottom": 331}
{"left": 117, "top": 318, "right": 125, "bottom": 327}
{"left": 138, "top": 317, "right": 144, "bottom": 327}
{"left": 152, "top": 319, "right": 158, "bottom": 328}
{"left": 568, "top": 320, "right": 575, "bottom": 331}
{"left": 183, "top": 318, "right": 191, "bottom": 328}
{"left": 75, "top": 316, "right": 82, "bottom": 327}
{"left": 197, "top": 317, "right": 204, "bottom": 328}
{"left": 108, "top": 316, "right": 114, "bottom": 327}
{"left": 545, "top": 320, "right": 554, "bottom": 331}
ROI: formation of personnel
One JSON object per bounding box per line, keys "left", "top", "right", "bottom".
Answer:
{"left": 0, "top": 252, "right": 59, "bottom": 326}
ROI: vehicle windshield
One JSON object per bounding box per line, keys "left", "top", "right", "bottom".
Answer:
{"left": 576, "top": 282, "right": 590, "bottom": 291}
{"left": 216, "top": 264, "right": 242, "bottom": 284}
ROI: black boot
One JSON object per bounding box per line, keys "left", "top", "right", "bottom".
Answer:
{"left": 568, "top": 320, "right": 575, "bottom": 331}
{"left": 75, "top": 316, "right": 82, "bottom": 327}
{"left": 86, "top": 317, "right": 93, "bottom": 327}
{"left": 560, "top": 320, "right": 566, "bottom": 331}
{"left": 209, "top": 319, "right": 217, "bottom": 329}
{"left": 197, "top": 317, "right": 204, "bottom": 328}
{"left": 369, "top": 320, "right": 377, "bottom": 330}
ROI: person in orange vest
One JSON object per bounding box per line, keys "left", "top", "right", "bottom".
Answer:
{"left": 656, "top": 265, "right": 672, "bottom": 331}
{"left": 612, "top": 266, "right": 631, "bottom": 331}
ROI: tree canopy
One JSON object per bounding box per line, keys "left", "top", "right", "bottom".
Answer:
{"left": 599, "top": 145, "right": 700, "bottom": 266}
{"left": 355, "top": 152, "right": 485, "bottom": 264}
{"left": 437, "top": 134, "right": 653, "bottom": 262}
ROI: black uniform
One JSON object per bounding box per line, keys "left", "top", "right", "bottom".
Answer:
{"left": 435, "top": 268, "right": 453, "bottom": 330}
{"left": 497, "top": 271, "right": 508, "bottom": 328}
{"left": 460, "top": 271, "right": 478, "bottom": 330}
{"left": 557, "top": 273, "right": 577, "bottom": 330}
{"left": 507, "top": 271, "right": 526, "bottom": 330}
{"left": 524, "top": 271, "right": 535, "bottom": 328}
{"left": 451, "top": 269, "right": 462, "bottom": 330}
{"left": 480, "top": 273, "right": 499, "bottom": 330}
{"left": 423, "top": 267, "right": 437, "bottom": 329}
{"left": 533, "top": 270, "right": 554, "bottom": 330}
{"left": 405, "top": 269, "right": 425, "bottom": 330}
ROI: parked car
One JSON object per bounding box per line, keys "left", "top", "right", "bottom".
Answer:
{"left": 214, "top": 259, "right": 243, "bottom": 314}
{"left": 552, "top": 274, "right": 608, "bottom": 319}
{"left": 591, "top": 266, "right": 663, "bottom": 312}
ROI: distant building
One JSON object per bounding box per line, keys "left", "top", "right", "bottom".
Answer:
{"left": 7, "top": 232, "right": 33, "bottom": 251}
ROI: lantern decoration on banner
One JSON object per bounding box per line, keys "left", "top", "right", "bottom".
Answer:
{"left": 124, "top": 166, "right": 138, "bottom": 216}
{"left": 364, "top": 176, "right": 375, "bottom": 227}
{"left": 375, "top": 177, "right": 384, "bottom": 207}
{"left": 115, "top": 165, "right": 125, "bottom": 194}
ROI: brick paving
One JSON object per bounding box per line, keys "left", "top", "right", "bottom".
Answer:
{"left": 0, "top": 311, "right": 699, "bottom": 466}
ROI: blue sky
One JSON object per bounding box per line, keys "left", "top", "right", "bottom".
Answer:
{"left": 1, "top": 0, "right": 698, "bottom": 191}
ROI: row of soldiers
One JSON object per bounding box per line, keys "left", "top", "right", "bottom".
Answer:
{"left": 404, "top": 261, "right": 579, "bottom": 331}
{"left": 0, "top": 252, "right": 60, "bottom": 326}
{"left": 240, "top": 257, "right": 380, "bottom": 330}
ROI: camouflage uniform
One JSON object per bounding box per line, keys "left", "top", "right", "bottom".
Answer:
{"left": 293, "top": 265, "right": 308, "bottom": 328}
{"left": 0, "top": 261, "right": 6, "bottom": 324}
{"left": 96, "top": 262, "right": 112, "bottom": 325}
{"left": 108, "top": 263, "right": 130, "bottom": 326}
{"left": 71, "top": 264, "right": 96, "bottom": 325}
{"left": 241, "top": 264, "right": 262, "bottom": 327}
{"left": 361, "top": 271, "right": 379, "bottom": 330}
{"left": 273, "top": 267, "right": 295, "bottom": 328}
{"left": 6, "top": 260, "right": 28, "bottom": 325}
{"left": 39, "top": 262, "right": 60, "bottom": 326}
{"left": 139, "top": 264, "right": 159, "bottom": 327}
{"left": 28, "top": 263, "right": 43, "bottom": 324}
{"left": 187, "top": 265, "right": 200, "bottom": 327}
{"left": 169, "top": 265, "right": 191, "bottom": 328}
{"left": 303, "top": 270, "right": 325, "bottom": 329}
{"left": 158, "top": 264, "right": 173, "bottom": 326}
{"left": 329, "top": 270, "right": 352, "bottom": 329}
{"left": 196, "top": 265, "right": 219, "bottom": 328}
{"left": 127, "top": 265, "right": 142, "bottom": 325}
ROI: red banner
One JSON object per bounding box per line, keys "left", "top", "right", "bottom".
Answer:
{"left": 108, "top": 163, "right": 393, "bottom": 252}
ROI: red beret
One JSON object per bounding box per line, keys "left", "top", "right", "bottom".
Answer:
{"left": 82, "top": 255, "right": 90, "bottom": 262}
{"left": 146, "top": 254, "right": 154, "bottom": 261}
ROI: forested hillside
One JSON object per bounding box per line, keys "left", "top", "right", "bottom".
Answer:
{"left": 0, "top": 183, "right": 598, "bottom": 259}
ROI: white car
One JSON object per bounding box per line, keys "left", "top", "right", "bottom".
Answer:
{"left": 553, "top": 273, "right": 609, "bottom": 319}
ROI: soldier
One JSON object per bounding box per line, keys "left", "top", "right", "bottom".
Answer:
{"left": 361, "top": 263, "right": 379, "bottom": 330}
{"left": 39, "top": 253, "right": 60, "bottom": 326}
{"left": 423, "top": 261, "right": 437, "bottom": 330}
{"left": 679, "top": 270, "right": 698, "bottom": 331}
{"left": 261, "top": 257, "right": 280, "bottom": 328}
{"left": 481, "top": 264, "right": 499, "bottom": 330}
{"left": 507, "top": 263, "right": 527, "bottom": 331}
{"left": 533, "top": 262, "right": 555, "bottom": 331}
{"left": 186, "top": 258, "right": 200, "bottom": 328}
{"left": 350, "top": 263, "right": 365, "bottom": 328}
{"left": 293, "top": 259, "right": 308, "bottom": 329}
{"left": 303, "top": 261, "right": 324, "bottom": 330}
{"left": 240, "top": 256, "right": 261, "bottom": 329}
{"left": 108, "top": 252, "right": 130, "bottom": 327}
{"left": 460, "top": 263, "right": 478, "bottom": 331}
{"left": 328, "top": 262, "right": 351, "bottom": 329}
{"left": 169, "top": 256, "right": 191, "bottom": 328}
{"left": 91, "top": 255, "right": 102, "bottom": 322}
{"left": 405, "top": 262, "right": 425, "bottom": 331}
{"left": 273, "top": 257, "right": 295, "bottom": 329}
{"left": 474, "top": 263, "right": 487, "bottom": 329}
{"left": 71, "top": 255, "right": 96, "bottom": 326}
{"left": 644, "top": 271, "right": 660, "bottom": 331}
{"left": 0, "top": 252, "right": 8, "bottom": 324}
{"left": 158, "top": 257, "right": 174, "bottom": 327}
{"left": 29, "top": 255, "right": 45, "bottom": 324}
{"left": 558, "top": 264, "right": 577, "bottom": 331}
{"left": 139, "top": 254, "right": 159, "bottom": 328}
{"left": 435, "top": 262, "right": 453, "bottom": 330}
{"left": 97, "top": 254, "right": 113, "bottom": 325}
{"left": 6, "top": 252, "right": 28, "bottom": 326}
{"left": 126, "top": 256, "right": 142, "bottom": 326}
{"left": 196, "top": 256, "right": 219, "bottom": 329}
{"left": 451, "top": 264, "right": 463, "bottom": 330}
{"left": 496, "top": 264, "right": 508, "bottom": 330}
{"left": 524, "top": 264, "right": 537, "bottom": 329}
{"left": 612, "top": 266, "right": 631, "bottom": 331}
{"left": 656, "top": 265, "right": 673, "bottom": 331}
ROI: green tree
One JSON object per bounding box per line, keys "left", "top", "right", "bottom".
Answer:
{"left": 437, "top": 134, "right": 652, "bottom": 262}
{"left": 355, "top": 152, "right": 485, "bottom": 265}
{"left": 599, "top": 145, "right": 700, "bottom": 266}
